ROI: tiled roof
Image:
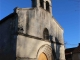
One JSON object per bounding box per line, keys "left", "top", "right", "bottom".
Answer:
{"left": 65, "top": 47, "right": 76, "bottom": 55}
{"left": 73, "top": 44, "right": 80, "bottom": 53}
{"left": 65, "top": 43, "right": 80, "bottom": 54}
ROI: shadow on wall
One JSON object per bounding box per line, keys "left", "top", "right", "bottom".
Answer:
{"left": 55, "top": 37, "right": 60, "bottom": 60}
{"left": 50, "top": 35, "right": 60, "bottom": 60}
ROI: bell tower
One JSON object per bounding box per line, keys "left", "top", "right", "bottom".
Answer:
{"left": 31, "top": 0, "right": 52, "bottom": 15}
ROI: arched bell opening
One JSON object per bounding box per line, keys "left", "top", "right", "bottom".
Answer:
{"left": 40, "top": 0, "right": 44, "bottom": 8}
{"left": 46, "top": 1, "right": 50, "bottom": 12}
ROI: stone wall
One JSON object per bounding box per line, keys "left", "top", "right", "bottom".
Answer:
{"left": 72, "top": 53, "right": 80, "bottom": 60}
{"left": 16, "top": 35, "right": 51, "bottom": 58}
{"left": 0, "top": 15, "right": 17, "bottom": 60}
{"left": 16, "top": 7, "right": 64, "bottom": 44}
{"left": 16, "top": 7, "right": 65, "bottom": 60}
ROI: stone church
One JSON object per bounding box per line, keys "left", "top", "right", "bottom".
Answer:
{"left": 0, "top": 0, "right": 65, "bottom": 60}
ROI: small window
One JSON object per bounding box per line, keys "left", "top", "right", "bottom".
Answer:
{"left": 43, "top": 28, "right": 49, "bottom": 40}
{"left": 46, "top": 1, "right": 50, "bottom": 12}
{"left": 40, "top": 0, "right": 44, "bottom": 8}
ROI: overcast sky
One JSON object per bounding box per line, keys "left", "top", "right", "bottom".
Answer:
{"left": 0, "top": 0, "right": 80, "bottom": 48}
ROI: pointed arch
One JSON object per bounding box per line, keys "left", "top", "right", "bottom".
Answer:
{"left": 40, "top": 0, "right": 44, "bottom": 8}
{"left": 46, "top": 1, "right": 50, "bottom": 12}
{"left": 43, "top": 28, "right": 49, "bottom": 40}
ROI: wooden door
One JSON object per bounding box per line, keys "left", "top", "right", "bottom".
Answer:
{"left": 38, "top": 53, "right": 48, "bottom": 60}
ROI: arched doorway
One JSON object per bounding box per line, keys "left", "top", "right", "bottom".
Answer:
{"left": 38, "top": 53, "right": 48, "bottom": 60}
{"left": 37, "top": 45, "right": 55, "bottom": 60}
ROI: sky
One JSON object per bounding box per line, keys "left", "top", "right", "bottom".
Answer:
{"left": 0, "top": 0, "right": 80, "bottom": 48}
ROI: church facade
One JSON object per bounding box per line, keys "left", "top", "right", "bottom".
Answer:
{"left": 0, "top": 0, "right": 65, "bottom": 60}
